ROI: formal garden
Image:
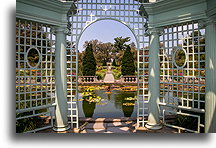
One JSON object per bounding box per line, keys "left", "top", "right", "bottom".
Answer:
{"left": 77, "top": 36, "right": 139, "bottom": 118}
{"left": 15, "top": 0, "right": 216, "bottom": 134}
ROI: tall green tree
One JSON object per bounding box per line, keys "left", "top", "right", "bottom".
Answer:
{"left": 113, "top": 37, "right": 131, "bottom": 65}
{"left": 82, "top": 43, "right": 96, "bottom": 76}
{"left": 121, "top": 45, "right": 136, "bottom": 76}
{"left": 112, "top": 59, "right": 117, "bottom": 66}
{"left": 113, "top": 36, "right": 130, "bottom": 52}
{"left": 102, "top": 59, "right": 107, "bottom": 66}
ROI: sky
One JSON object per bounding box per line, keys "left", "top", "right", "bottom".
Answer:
{"left": 78, "top": 20, "right": 137, "bottom": 51}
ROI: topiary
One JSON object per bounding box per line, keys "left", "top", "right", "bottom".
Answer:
{"left": 121, "top": 45, "right": 135, "bottom": 76}
{"left": 82, "top": 43, "right": 97, "bottom": 76}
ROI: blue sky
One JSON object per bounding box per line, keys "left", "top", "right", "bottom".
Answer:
{"left": 78, "top": 20, "right": 137, "bottom": 51}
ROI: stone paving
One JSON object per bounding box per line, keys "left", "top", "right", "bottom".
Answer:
{"left": 38, "top": 118, "right": 178, "bottom": 133}
{"left": 80, "top": 120, "right": 134, "bottom": 133}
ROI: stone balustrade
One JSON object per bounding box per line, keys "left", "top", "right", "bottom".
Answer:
{"left": 120, "top": 76, "right": 137, "bottom": 83}
{"left": 78, "top": 76, "right": 99, "bottom": 83}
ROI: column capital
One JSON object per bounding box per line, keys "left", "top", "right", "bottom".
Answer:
{"left": 144, "top": 27, "right": 164, "bottom": 36}
{"left": 51, "top": 26, "right": 71, "bottom": 35}
{"left": 198, "top": 17, "right": 216, "bottom": 29}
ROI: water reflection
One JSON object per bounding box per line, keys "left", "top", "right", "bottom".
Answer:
{"left": 82, "top": 99, "right": 96, "bottom": 118}
{"left": 120, "top": 92, "right": 135, "bottom": 117}
{"left": 78, "top": 86, "right": 137, "bottom": 118}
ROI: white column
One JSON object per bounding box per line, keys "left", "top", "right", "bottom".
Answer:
{"left": 205, "top": 19, "right": 216, "bottom": 133}
{"left": 149, "top": 0, "right": 157, "bottom": 2}
{"left": 53, "top": 27, "right": 70, "bottom": 132}
{"left": 146, "top": 28, "right": 163, "bottom": 130}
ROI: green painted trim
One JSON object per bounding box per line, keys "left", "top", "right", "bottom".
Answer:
{"left": 144, "top": 0, "right": 206, "bottom": 14}
{"left": 144, "top": 0, "right": 207, "bottom": 27}
{"left": 17, "top": 0, "right": 63, "bottom": 14}
{"left": 16, "top": 10, "right": 63, "bottom": 26}
{"left": 206, "top": 0, "right": 216, "bottom": 19}
{"left": 16, "top": 0, "right": 76, "bottom": 27}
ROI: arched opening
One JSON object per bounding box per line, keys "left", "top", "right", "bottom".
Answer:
{"left": 77, "top": 19, "right": 139, "bottom": 118}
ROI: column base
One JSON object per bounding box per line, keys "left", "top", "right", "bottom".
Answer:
{"left": 53, "top": 124, "right": 70, "bottom": 132}
{"left": 145, "top": 123, "right": 162, "bottom": 130}
{"left": 73, "top": 128, "right": 80, "bottom": 133}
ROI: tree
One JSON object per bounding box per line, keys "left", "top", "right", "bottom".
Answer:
{"left": 83, "top": 40, "right": 102, "bottom": 53}
{"left": 83, "top": 40, "right": 113, "bottom": 65}
{"left": 82, "top": 38, "right": 137, "bottom": 67}
{"left": 112, "top": 59, "right": 117, "bottom": 66}
{"left": 97, "top": 42, "right": 113, "bottom": 63}
{"left": 78, "top": 51, "right": 84, "bottom": 76}
{"left": 113, "top": 36, "right": 131, "bottom": 52}
{"left": 121, "top": 45, "right": 136, "bottom": 76}
{"left": 102, "top": 59, "right": 107, "bottom": 66}
{"left": 82, "top": 43, "right": 96, "bottom": 76}
{"left": 113, "top": 37, "right": 131, "bottom": 65}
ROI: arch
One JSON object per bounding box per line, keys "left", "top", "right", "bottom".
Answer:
{"left": 76, "top": 17, "right": 140, "bottom": 53}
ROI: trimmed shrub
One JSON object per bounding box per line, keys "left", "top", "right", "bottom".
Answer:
{"left": 102, "top": 59, "right": 107, "bottom": 66}
{"left": 82, "top": 43, "right": 97, "bottom": 76}
{"left": 121, "top": 45, "right": 135, "bottom": 76}
{"left": 112, "top": 59, "right": 117, "bottom": 66}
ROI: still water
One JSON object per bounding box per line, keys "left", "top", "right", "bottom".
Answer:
{"left": 78, "top": 89, "right": 137, "bottom": 118}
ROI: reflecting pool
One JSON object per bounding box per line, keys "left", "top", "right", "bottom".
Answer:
{"left": 77, "top": 86, "right": 137, "bottom": 118}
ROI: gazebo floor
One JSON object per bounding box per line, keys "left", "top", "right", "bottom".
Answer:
{"left": 38, "top": 118, "right": 178, "bottom": 133}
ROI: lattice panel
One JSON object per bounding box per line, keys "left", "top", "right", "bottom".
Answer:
{"left": 16, "top": 20, "right": 56, "bottom": 133}
{"left": 159, "top": 22, "right": 205, "bottom": 133}
{"left": 66, "top": 0, "right": 149, "bottom": 128}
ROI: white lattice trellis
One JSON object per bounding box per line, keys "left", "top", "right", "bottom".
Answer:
{"left": 159, "top": 22, "right": 205, "bottom": 133}
{"left": 66, "top": 0, "right": 149, "bottom": 128}
{"left": 16, "top": 20, "right": 56, "bottom": 133}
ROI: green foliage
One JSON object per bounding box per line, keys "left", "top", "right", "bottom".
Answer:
{"left": 173, "top": 114, "right": 198, "bottom": 131}
{"left": 81, "top": 87, "right": 107, "bottom": 117}
{"left": 82, "top": 43, "right": 97, "bottom": 76}
{"left": 172, "top": 99, "right": 205, "bottom": 132}
{"left": 121, "top": 45, "right": 136, "bottom": 76}
{"left": 173, "top": 112, "right": 204, "bottom": 132}
{"left": 27, "top": 48, "right": 40, "bottom": 67}
{"left": 82, "top": 38, "right": 137, "bottom": 68}
{"left": 112, "top": 59, "right": 117, "bottom": 66}
{"left": 81, "top": 88, "right": 97, "bottom": 117}
{"left": 16, "top": 113, "right": 41, "bottom": 133}
{"left": 78, "top": 52, "right": 84, "bottom": 76}
{"left": 102, "top": 59, "right": 107, "bottom": 66}
{"left": 113, "top": 36, "right": 130, "bottom": 52}
{"left": 83, "top": 40, "right": 113, "bottom": 65}
{"left": 115, "top": 91, "right": 136, "bottom": 117}
{"left": 16, "top": 92, "right": 48, "bottom": 133}
{"left": 96, "top": 69, "right": 107, "bottom": 80}
{"left": 112, "top": 69, "right": 122, "bottom": 79}
{"left": 175, "top": 49, "right": 186, "bottom": 67}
